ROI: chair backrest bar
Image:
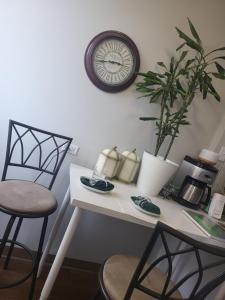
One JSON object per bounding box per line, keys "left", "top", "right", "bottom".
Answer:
{"left": 2, "top": 120, "right": 73, "bottom": 190}
{"left": 124, "top": 221, "right": 225, "bottom": 300}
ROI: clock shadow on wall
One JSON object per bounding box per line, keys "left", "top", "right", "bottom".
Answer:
{"left": 84, "top": 31, "right": 140, "bottom": 93}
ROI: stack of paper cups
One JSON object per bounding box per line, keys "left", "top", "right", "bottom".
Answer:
{"left": 208, "top": 193, "right": 225, "bottom": 219}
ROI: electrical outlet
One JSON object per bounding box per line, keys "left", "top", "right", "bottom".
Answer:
{"left": 68, "top": 143, "right": 80, "bottom": 156}
{"left": 62, "top": 143, "right": 80, "bottom": 156}
{"left": 219, "top": 146, "right": 225, "bottom": 161}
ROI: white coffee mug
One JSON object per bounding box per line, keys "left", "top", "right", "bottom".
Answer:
{"left": 208, "top": 193, "right": 225, "bottom": 219}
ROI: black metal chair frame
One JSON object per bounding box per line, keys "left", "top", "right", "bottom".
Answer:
{"left": 0, "top": 120, "right": 72, "bottom": 300}
{"left": 99, "top": 222, "right": 225, "bottom": 300}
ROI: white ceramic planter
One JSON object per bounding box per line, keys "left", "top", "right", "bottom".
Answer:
{"left": 137, "top": 151, "right": 179, "bottom": 196}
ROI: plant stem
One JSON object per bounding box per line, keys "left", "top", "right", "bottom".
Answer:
{"left": 155, "top": 68, "right": 176, "bottom": 156}
{"left": 164, "top": 67, "right": 200, "bottom": 160}
{"left": 164, "top": 108, "right": 185, "bottom": 160}
{"left": 154, "top": 92, "right": 167, "bottom": 156}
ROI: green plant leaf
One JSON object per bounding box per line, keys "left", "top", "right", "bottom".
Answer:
{"left": 179, "top": 120, "right": 190, "bottom": 125}
{"left": 176, "top": 79, "right": 185, "bottom": 91}
{"left": 205, "top": 47, "right": 225, "bottom": 56}
{"left": 212, "top": 73, "right": 225, "bottom": 80}
{"left": 215, "top": 62, "right": 225, "bottom": 75}
{"left": 208, "top": 82, "right": 221, "bottom": 101}
{"left": 137, "top": 94, "right": 154, "bottom": 99}
{"left": 187, "top": 18, "right": 202, "bottom": 45}
{"left": 136, "top": 72, "right": 149, "bottom": 77}
{"left": 139, "top": 117, "right": 158, "bottom": 121}
{"left": 202, "top": 82, "right": 209, "bottom": 99}
{"left": 184, "top": 59, "right": 195, "bottom": 69}
{"left": 157, "top": 62, "right": 167, "bottom": 69}
{"left": 213, "top": 56, "right": 225, "bottom": 61}
{"left": 176, "top": 42, "right": 186, "bottom": 51}
{"left": 147, "top": 71, "right": 159, "bottom": 77}
{"left": 149, "top": 90, "right": 163, "bottom": 103}
{"left": 177, "top": 51, "right": 188, "bottom": 66}
{"left": 170, "top": 56, "right": 175, "bottom": 72}
{"left": 176, "top": 27, "right": 203, "bottom": 53}
{"left": 136, "top": 87, "right": 152, "bottom": 93}
{"left": 143, "top": 76, "right": 163, "bottom": 85}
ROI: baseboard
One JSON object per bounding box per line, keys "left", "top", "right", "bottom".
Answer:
{"left": 2, "top": 246, "right": 100, "bottom": 273}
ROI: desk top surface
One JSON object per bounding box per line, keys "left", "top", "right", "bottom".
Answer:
{"left": 70, "top": 163, "right": 225, "bottom": 247}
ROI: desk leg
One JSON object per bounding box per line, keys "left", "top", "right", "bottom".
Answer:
{"left": 38, "top": 187, "right": 71, "bottom": 278}
{"left": 39, "top": 207, "right": 82, "bottom": 300}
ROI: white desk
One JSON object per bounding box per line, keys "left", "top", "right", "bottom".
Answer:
{"left": 39, "top": 164, "right": 225, "bottom": 300}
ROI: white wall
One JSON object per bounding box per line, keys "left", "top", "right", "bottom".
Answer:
{"left": 0, "top": 0, "right": 225, "bottom": 268}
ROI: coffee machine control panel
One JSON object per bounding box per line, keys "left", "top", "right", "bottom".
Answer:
{"left": 198, "top": 172, "right": 215, "bottom": 184}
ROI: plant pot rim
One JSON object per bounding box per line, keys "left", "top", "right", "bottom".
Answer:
{"left": 143, "top": 151, "right": 179, "bottom": 167}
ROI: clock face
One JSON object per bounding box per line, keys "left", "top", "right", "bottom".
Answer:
{"left": 93, "top": 39, "right": 134, "bottom": 86}
{"left": 85, "top": 31, "right": 140, "bottom": 93}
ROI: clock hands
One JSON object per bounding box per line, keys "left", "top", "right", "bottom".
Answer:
{"left": 108, "top": 60, "right": 123, "bottom": 66}
{"left": 96, "top": 59, "right": 123, "bottom": 66}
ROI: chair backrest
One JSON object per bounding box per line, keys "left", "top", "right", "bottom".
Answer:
{"left": 2, "top": 120, "right": 73, "bottom": 190}
{"left": 124, "top": 222, "right": 225, "bottom": 300}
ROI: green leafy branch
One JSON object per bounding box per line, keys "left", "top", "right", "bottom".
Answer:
{"left": 136, "top": 18, "right": 225, "bottom": 159}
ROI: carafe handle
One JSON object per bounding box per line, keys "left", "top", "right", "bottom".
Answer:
{"left": 200, "top": 185, "right": 211, "bottom": 206}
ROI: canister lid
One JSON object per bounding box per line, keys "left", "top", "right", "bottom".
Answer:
{"left": 101, "top": 146, "right": 120, "bottom": 161}
{"left": 122, "top": 149, "right": 140, "bottom": 163}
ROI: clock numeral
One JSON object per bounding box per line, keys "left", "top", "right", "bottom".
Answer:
{"left": 98, "top": 70, "right": 106, "bottom": 79}
{"left": 95, "top": 53, "right": 104, "bottom": 60}
{"left": 112, "top": 74, "right": 118, "bottom": 83}
{"left": 107, "top": 41, "right": 113, "bottom": 50}
{"left": 95, "top": 63, "right": 107, "bottom": 78}
{"left": 95, "top": 61, "right": 103, "bottom": 67}
{"left": 112, "top": 41, "right": 117, "bottom": 51}
{"left": 124, "top": 61, "right": 132, "bottom": 67}
{"left": 122, "top": 65, "right": 131, "bottom": 73}
{"left": 120, "top": 71, "right": 126, "bottom": 79}
{"left": 118, "top": 69, "right": 130, "bottom": 81}
{"left": 95, "top": 65, "right": 104, "bottom": 72}
{"left": 117, "top": 41, "right": 122, "bottom": 52}
{"left": 121, "top": 48, "right": 127, "bottom": 55}
{"left": 95, "top": 44, "right": 106, "bottom": 56}
{"left": 123, "top": 54, "right": 132, "bottom": 60}
{"left": 105, "top": 73, "right": 112, "bottom": 83}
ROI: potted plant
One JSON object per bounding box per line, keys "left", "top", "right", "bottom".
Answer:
{"left": 136, "top": 18, "right": 225, "bottom": 196}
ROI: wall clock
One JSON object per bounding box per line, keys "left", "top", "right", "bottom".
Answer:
{"left": 84, "top": 31, "right": 140, "bottom": 93}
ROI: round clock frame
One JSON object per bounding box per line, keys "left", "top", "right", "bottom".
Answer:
{"left": 84, "top": 30, "right": 140, "bottom": 93}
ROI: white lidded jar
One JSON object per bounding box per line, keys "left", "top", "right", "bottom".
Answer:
{"left": 208, "top": 193, "right": 225, "bottom": 219}
{"left": 117, "top": 149, "right": 140, "bottom": 183}
{"left": 95, "top": 146, "right": 121, "bottom": 179}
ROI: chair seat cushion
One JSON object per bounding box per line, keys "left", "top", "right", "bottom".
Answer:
{"left": 102, "top": 254, "right": 183, "bottom": 300}
{"left": 0, "top": 180, "right": 57, "bottom": 216}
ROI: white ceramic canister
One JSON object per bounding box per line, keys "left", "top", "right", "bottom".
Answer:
{"left": 208, "top": 193, "right": 225, "bottom": 219}
{"left": 117, "top": 149, "right": 140, "bottom": 183}
{"left": 95, "top": 146, "right": 121, "bottom": 179}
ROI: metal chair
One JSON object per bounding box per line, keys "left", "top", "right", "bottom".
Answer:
{"left": 98, "top": 222, "right": 225, "bottom": 300}
{"left": 0, "top": 120, "right": 72, "bottom": 300}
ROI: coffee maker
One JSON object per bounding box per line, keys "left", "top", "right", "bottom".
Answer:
{"left": 177, "top": 175, "right": 212, "bottom": 209}
{"left": 170, "top": 156, "right": 218, "bottom": 209}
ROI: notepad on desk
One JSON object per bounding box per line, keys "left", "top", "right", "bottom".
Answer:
{"left": 183, "top": 210, "right": 225, "bottom": 242}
